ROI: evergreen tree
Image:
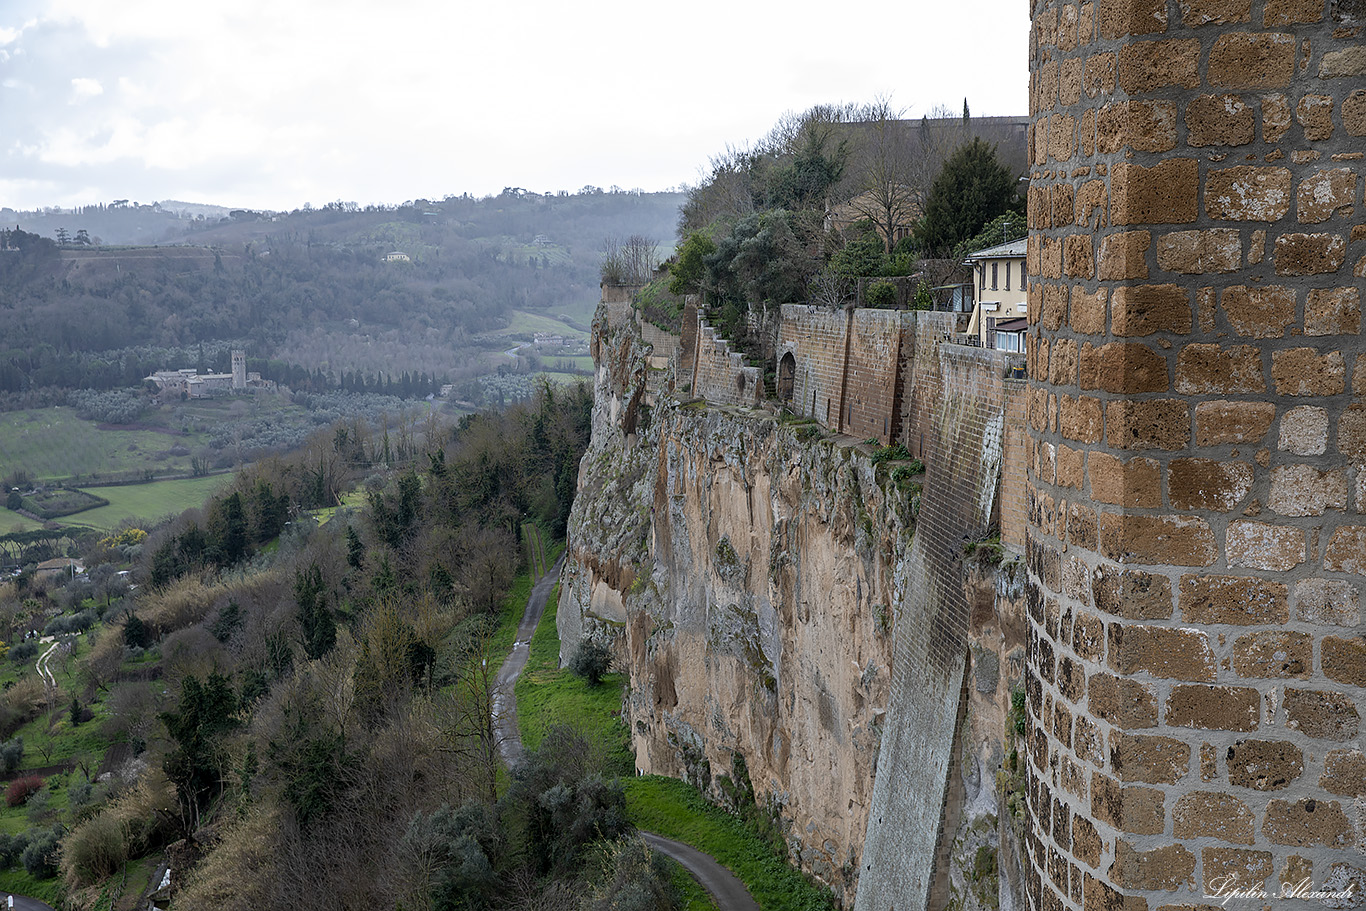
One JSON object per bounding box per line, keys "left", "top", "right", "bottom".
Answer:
{"left": 345, "top": 524, "right": 365, "bottom": 569}
{"left": 295, "top": 563, "right": 335, "bottom": 661}
{"left": 917, "top": 138, "right": 1022, "bottom": 255}
{"left": 160, "top": 671, "right": 238, "bottom": 828}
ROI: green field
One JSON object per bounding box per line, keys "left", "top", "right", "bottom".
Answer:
{"left": 3, "top": 475, "right": 233, "bottom": 533}
{"left": 536, "top": 371, "right": 594, "bottom": 389}
{"left": 0, "top": 398, "right": 311, "bottom": 485}
{"left": 0, "top": 407, "right": 205, "bottom": 481}
{"left": 499, "top": 309, "right": 592, "bottom": 340}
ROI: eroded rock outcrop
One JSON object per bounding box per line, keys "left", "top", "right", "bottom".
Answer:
{"left": 559, "top": 300, "right": 1026, "bottom": 906}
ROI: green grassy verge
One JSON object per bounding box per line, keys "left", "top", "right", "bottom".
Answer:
{"left": 507, "top": 565, "right": 831, "bottom": 911}
{"left": 667, "top": 858, "right": 719, "bottom": 911}
{"left": 0, "top": 867, "right": 64, "bottom": 905}
{"left": 624, "top": 776, "right": 836, "bottom": 911}
{"left": 513, "top": 586, "right": 631, "bottom": 773}
{"left": 522, "top": 523, "right": 547, "bottom": 579}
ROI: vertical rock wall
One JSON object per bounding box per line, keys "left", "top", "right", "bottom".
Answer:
{"left": 1026, "top": 1, "right": 1366, "bottom": 909}
{"left": 559, "top": 301, "right": 907, "bottom": 900}
{"left": 562, "top": 299, "right": 1036, "bottom": 905}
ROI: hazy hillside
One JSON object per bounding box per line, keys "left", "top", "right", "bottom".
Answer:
{"left": 0, "top": 189, "right": 684, "bottom": 400}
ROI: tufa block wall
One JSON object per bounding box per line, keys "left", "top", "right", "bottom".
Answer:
{"left": 1027, "top": 1, "right": 1366, "bottom": 910}
{"left": 844, "top": 309, "right": 908, "bottom": 443}
{"left": 690, "top": 321, "right": 765, "bottom": 408}
{"left": 779, "top": 305, "right": 854, "bottom": 430}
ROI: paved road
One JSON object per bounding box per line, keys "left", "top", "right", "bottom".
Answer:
{"left": 490, "top": 554, "right": 759, "bottom": 911}
{"left": 641, "top": 833, "right": 760, "bottom": 911}
{"left": 1, "top": 891, "right": 57, "bottom": 911}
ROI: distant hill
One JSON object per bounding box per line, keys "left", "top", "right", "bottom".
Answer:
{"left": 0, "top": 189, "right": 684, "bottom": 401}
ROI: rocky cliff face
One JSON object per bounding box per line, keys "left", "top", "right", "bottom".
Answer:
{"left": 559, "top": 302, "right": 1024, "bottom": 906}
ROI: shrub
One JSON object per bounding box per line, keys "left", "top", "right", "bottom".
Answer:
{"left": 865, "top": 280, "right": 897, "bottom": 309}
{"left": 61, "top": 811, "right": 127, "bottom": 887}
{"left": 0, "top": 737, "right": 23, "bottom": 773}
{"left": 569, "top": 639, "right": 613, "bottom": 686}
{"left": 0, "top": 677, "right": 44, "bottom": 738}
{"left": 6, "top": 776, "right": 45, "bottom": 808}
{"left": 20, "top": 825, "right": 61, "bottom": 878}
{"left": 43, "top": 609, "right": 96, "bottom": 636}
{"left": 25, "top": 787, "right": 52, "bottom": 824}
{"left": 9, "top": 641, "right": 37, "bottom": 663}
{"left": 580, "top": 838, "right": 679, "bottom": 911}
{"left": 870, "top": 443, "right": 912, "bottom": 465}
{"left": 0, "top": 831, "right": 29, "bottom": 869}
{"left": 68, "top": 777, "right": 93, "bottom": 811}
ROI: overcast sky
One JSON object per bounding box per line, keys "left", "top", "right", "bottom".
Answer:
{"left": 1, "top": 0, "right": 1029, "bottom": 212}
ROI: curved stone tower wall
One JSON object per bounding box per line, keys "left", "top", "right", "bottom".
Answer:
{"left": 1026, "top": 0, "right": 1366, "bottom": 907}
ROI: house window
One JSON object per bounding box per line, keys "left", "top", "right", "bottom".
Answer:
{"left": 991, "top": 262, "right": 998, "bottom": 290}
{"left": 986, "top": 315, "right": 997, "bottom": 350}
{"left": 1005, "top": 261, "right": 1011, "bottom": 291}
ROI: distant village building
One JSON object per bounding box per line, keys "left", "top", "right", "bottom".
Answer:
{"left": 383, "top": 251, "right": 410, "bottom": 263}
{"left": 35, "top": 557, "right": 83, "bottom": 579}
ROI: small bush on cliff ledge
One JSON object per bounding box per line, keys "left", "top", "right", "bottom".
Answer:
{"left": 963, "top": 533, "right": 1004, "bottom": 567}
{"left": 870, "top": 444, "right": 912, "bottom": 465}
{"left": 569, "top": 639, "right": 613, "bottom": 686}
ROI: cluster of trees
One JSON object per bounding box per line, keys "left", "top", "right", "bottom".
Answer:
{"left": 660, "top": 101, "right": 1026, "bottom": 343}
{"left": 144, "top": 479, "right": 292, "bottom": 587}
{"left": 52, "top": 228, "right": 93, "bottom": 247}
{"left": 0, "top": 383, "right": 606, "bottom": 907}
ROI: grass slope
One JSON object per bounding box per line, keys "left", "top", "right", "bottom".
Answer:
{"left": 51, "top": 475, "right": 234, "bottom": 532}
{"left": 513, "top": 586, "right": 631, "bottom": 771}
{"left": 0, "top": 407, "right": 205, "bottom": 481}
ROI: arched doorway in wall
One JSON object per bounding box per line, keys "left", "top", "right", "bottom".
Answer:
{"left": 777, "top": 352, "right": 795, "bottom": 402}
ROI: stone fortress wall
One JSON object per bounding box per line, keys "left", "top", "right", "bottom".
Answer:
{"left": 1025, "top": 0, "right": 1366, "bottom": 909}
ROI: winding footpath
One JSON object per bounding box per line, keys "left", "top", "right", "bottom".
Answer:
{"left": 492, "top": 556, "right": 760, "bottom": 911}
{"left": 34, "top": 639, "right": 57, "bottom": 691}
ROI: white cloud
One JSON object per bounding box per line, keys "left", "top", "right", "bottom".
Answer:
{"left": 3, "top": 0, "right": 1030, "bottom": 210}
{"left": 68, "top": 76, "right": 101, "bottom": 99}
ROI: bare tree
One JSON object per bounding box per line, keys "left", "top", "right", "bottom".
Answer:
{"left": 430, "top": 634, "right": 500, "bottom": 804}
{"left": 843, "top": 97, "right": 921, "bottom": 254}
{"left": 808, "top": 267, "right": 854, "bottom": 309}
{"left": 599, "top": 234, "right": 659, "bottom": 285}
